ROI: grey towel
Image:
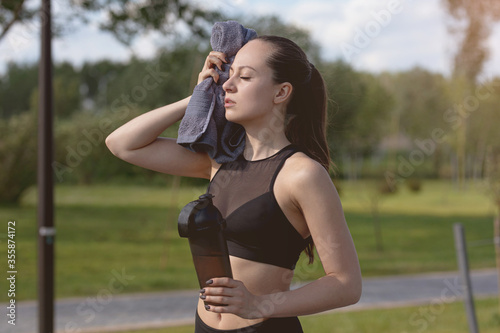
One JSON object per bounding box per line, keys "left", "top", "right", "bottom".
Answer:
{"left": 177, "top": 21, "right": 257, "bottom": 163}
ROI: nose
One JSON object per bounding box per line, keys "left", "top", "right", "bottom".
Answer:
{"left": 223, "top": 75, "right": 235, "bottom": 93}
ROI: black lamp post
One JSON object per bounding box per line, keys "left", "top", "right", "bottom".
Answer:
{"left": 38, "top": 0, "right": 55, "bottom": 332}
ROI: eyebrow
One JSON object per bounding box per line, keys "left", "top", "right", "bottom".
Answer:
{"left": 229, "top": 65, "right": 258, "bottom": 73}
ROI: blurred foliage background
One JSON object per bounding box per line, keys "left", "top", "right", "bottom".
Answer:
{"left": 1, "top": 12, "right": 500, "bottom": 203}
{"left": 1, "top": 0, "right": 500, "bottom": 306}
{"left": 1, "top": 3, "right": 500, "bottom": 331}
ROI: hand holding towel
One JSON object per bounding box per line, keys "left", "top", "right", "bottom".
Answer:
{"left": 177, "top": 21, "right": 257, "bottom": 163}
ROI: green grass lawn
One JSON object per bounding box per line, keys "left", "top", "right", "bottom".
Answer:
{"left": 119, "top": 298, "right": 500, "bottom": 333}
{"left": 0, "top": 180, "right": 497, "bottom": 302}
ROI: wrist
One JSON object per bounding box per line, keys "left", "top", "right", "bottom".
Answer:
{"left": 252, "top": 292, "right": 285, "bottom": 319}
{"left": 249, "top": 294, "right": 268, "bottom": 319}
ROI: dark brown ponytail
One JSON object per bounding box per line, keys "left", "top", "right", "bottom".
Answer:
{"left": 257, "top": 35, "right": 331, "bottom": 264}
{"left": 256, "top": 35, "right": 331, "bottom": 171}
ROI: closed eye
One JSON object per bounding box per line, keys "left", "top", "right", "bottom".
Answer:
{"left": 240, "top": 76, "right": 251, "bottom": 80}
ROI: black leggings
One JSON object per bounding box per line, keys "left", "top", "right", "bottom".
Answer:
{"left": 195, "top": 310, "right": 303, "bottom": 333}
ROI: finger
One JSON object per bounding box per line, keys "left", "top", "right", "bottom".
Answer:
{"left": 205, "top": 55, "right": 225, "bottom": 71}
{"left": 201, "top": 294, "right": 232, "bottom": 306}
{"left": 205, "top": 304, "right": 232, "bottom": 313}
{"left": 207, "top": 277, "right": 240, "bottom": 288}
{"left": 202, "top": 286, "right": 239, "bottom": 297}
{"left": 208, "top": 51, "right": 228, "bottom": 63}
{"left": 198, "top": 68, "right": 219, "bottom": 84}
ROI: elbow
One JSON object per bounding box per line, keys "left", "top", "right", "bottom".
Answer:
{"left": 345, "top": 273, "right": 363, "bottom": 306}
{"left": 348, "top": 280, "right": 362, "bottom": 306}
{"left": 105, "top": 133, "right": 122, "bottom": 158}
{"left": 333, "top": 272, "right": 362, "bottom": 308}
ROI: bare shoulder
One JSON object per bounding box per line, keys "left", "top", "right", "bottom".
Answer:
{"left": 278, "top": 151, "right": 339, "bottom": 210}
{"left": 281, "top": 152, "right": 331, "bottom": 187}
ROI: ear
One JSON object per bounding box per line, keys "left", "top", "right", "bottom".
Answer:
{"left": 273, "top": 82, "right": 293, "bottom": 105}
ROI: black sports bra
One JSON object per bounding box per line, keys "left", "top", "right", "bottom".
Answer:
{"left": 207, "top": 144, "right": 311, "bottom": 270}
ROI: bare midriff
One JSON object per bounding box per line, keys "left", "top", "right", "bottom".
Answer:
{"left": 197, "top": 255, "right": 294, "bottom": 330}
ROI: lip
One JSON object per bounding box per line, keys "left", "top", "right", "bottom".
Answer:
{"left": 224, "top": 97, "right": 235, "bottom": 108}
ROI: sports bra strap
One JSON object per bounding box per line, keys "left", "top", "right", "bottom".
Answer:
{"left": 269, "top": 145, "right": 298, "bottom": 192}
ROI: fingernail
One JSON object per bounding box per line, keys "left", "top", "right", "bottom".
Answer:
{"left": 205, "top": 305, "right": 210, "bottom": 310}
{"left": 199, "top": 289, "right": 205, "bottom": 294}
{"left": 206, "top": 279, "right": 213, "bottom": 285}
{"left": 200, "top": 295, "right": 206, "bottom": 300}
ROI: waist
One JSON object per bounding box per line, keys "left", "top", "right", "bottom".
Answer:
{"left": 197, "top": 255, "right": 293, "bottom": 330}
{"left": 195, "top": 308, "right": 303, "bottom": 332}
{"left": 230, "top": 255, "right": 294, "bottom": 292}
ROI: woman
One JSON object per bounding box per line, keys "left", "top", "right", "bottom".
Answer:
{"left": 106, "top": 35, "right": 362, "bottom": 333}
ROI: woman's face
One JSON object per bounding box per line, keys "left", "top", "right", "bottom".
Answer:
{"left": 222, "top": 40, "right": 282, "bottom": 126}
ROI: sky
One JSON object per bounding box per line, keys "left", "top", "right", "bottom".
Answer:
{"left": 1, "top": 0, "right": 500, "bottom": 77}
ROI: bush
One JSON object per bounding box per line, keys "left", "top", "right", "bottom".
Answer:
{"left": 0, "top": 111, "right": 37, "bottom": 204}
{"left": 378, "top": 173, "right": 398, "bottom": 195}
{"left": 0, "top": 108, "right": 184, "bottom": 204}
{"left": 53, "top": 108, "right": 166, "bottom": 185}
{"left": 378, "top": 180, "right": 397, "bottom": 194}
{"left": 407, "top": 178, "right": 423, "bottom": 193}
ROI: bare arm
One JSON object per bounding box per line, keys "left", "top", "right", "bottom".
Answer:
{"left": 105, "top": 96, "right": 213, "bottom": 179}
{"left": 203, "top": 159, "right": 362, "bottom": 318}
{"left": 256, "top": 161, "right": 362, "bottom": 317}
{"left": 105, "top": 51, "right": 228, "bottom": 179}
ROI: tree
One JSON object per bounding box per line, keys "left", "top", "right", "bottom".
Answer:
{"left": 30, "top": 62, "right": 82, "bottom": 119}
{"left": 0, "top": 0, "right": 222, "bottom": 44}
{"left": 0, "top": 111, "right": 37, "bottom": 203}
{"left": 321, "top": 60, "right": 393, "bottom": 179}
{"left": 244, "top": 15, "right": 322, "bottom": 64}
{"left": 0, "top": 61, "right": 82, "bottom": 119}
{"left": 486, "top": 144, "right": 500, "bottom": 316}
{"left": 381, "top": 68, "right": 451, "bottom": 178}
{"left": 101, "top": 41, "right": 207, "bottom": 113}
{"left": 442, "top": 0, "right": 500, "bottom": 188}
{"left": 0, "top": 62, "right": 38, "bottom": 118}
{"left": 479, "top": 80, "right": 500, "bottom": 314}
{"left": 442, "top": 0, "right": 500, "bottom": 312}
{"left": 464, "top": 78, "right": 500, "bottom": 180}
{"left": 442, "top": 0, "right": 500, "bottom": 83}
{"left": 0, "top": 0, "right": 36, "bottom": 41}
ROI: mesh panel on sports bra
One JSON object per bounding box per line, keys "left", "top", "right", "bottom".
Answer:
{"left": 208, "top": 151, "right": 280, "bottom": 218}
{"left": 207, "top": 144, "right": 310, "bottom": 269}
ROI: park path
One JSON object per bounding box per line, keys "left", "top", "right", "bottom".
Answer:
{"left": 1, "top": 269, "right": 498, "bottom": 333}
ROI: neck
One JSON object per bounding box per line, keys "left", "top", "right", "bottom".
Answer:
{"left": 242, "top": 127, "right": 290, "bottom": 161}
{"left": 243, "top": 134, "right": 291, "bottom": 161}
